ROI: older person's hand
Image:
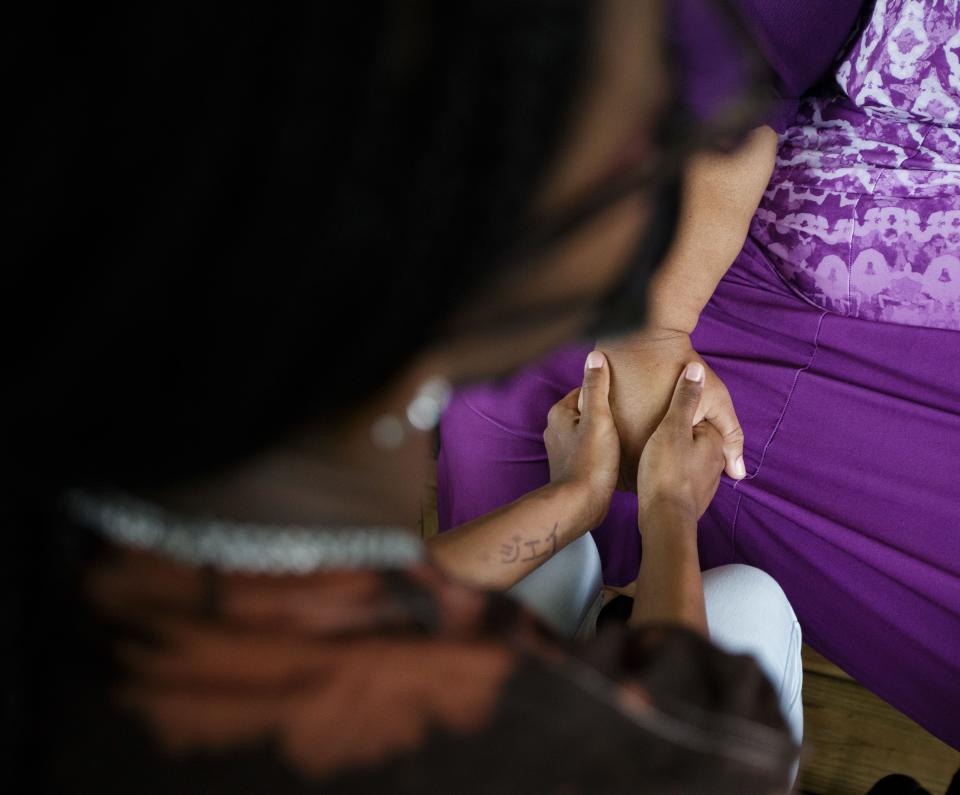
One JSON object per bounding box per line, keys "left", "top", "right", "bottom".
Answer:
{"left": 597, "top": 328, "right": 745, "bottom": 491}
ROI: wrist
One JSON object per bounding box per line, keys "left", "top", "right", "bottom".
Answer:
{"left": 550, "top": 478, "right": 611, "bottom": 532}
{"left": 643, "top": 284, "right": 703, "bottom": 335}
{"left": 599, "top": 325, "right": 691, "bottom": 355}
{"left": 644, "top": 313, "right": 699, "bottom": 337}
{"left": 638, "top": 495, "right": 698, "bottom": 537}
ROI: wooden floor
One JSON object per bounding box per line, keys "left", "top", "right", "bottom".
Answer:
{"left": 797, "top": 647, "right": 958, "bottom": 795}
{"left": 420, "top": 467, "right": 959, "bottom": 794}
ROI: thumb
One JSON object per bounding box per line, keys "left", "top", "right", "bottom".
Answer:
{"left": 666, "top": 361, "right": 705, "bottom": 430}
{"left": 578, "top": 350, "right": 612, "bottom": 423}
{"left": 701, "top": 387, "right": 747, "bottom": 480}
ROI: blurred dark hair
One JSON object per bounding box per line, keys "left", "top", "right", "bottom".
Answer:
{"left": 5, "top": 1, "right": 594, "bottom": 496}
{"left": 3, "top": 1, "right": 600, "bottom": 767}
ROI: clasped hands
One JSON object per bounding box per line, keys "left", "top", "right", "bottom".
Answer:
{"left": 544, "top": 328, "right": 744, "bottom": 531}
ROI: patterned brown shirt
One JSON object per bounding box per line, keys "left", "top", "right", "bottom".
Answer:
{"left": 43, "top": 535, "right": 796, "bottom": 793}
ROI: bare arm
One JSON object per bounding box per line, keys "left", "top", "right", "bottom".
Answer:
{"left": 646, "top": 125, "right": 779, "bottom": 333}
{"left": 429, "top": 351, "right": 620, "bottom": 590}
{"left": 627, "top": 363, "right": 726, "bottom": 636}
{"left": 630, "top": 500, "right": 707, "bottom": 633}
{"left": 600, "top": 126, "right": 778, "bottom": 485}
{"left": 427, "top": 481, "right": 597, "bottom": 590}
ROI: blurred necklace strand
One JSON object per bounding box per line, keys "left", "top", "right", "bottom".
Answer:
{"left": 64, "top": 490, "right": 423, "bottom": 574}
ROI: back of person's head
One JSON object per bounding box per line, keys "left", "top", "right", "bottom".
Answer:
{"left": 6, "top": 1, "right": 592, "bottom": 496}
{"left": 4, "top": 1, "right": 604, "bottom": 767}
{"left": 3, "top": 0, "right": 773, "bottom": 773}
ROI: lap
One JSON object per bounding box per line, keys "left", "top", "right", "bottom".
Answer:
{"left": 437, "top": 237, "right": 960, "bottom": 746}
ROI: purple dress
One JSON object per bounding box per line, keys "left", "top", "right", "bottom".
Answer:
{"left": 437, "top": 0, "right": 960, "bottom": 748}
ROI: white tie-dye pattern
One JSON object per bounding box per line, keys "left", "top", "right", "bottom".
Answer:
{"left": 887, "top": 1, "right": 928, "bottom": 81}
{"left": 754, "top": 0, "right": 960, "bottom": 330}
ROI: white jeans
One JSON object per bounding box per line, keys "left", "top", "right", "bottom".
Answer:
{"left": 702, "top": 563, "right": 804, "bottom": 746}
{"left": 511, "top": 542, "right": 804, "bottom": 746}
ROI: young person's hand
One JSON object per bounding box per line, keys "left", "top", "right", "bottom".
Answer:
{"left": 544, "top": 350, "right": 620, "bottom": 529}
{"left": 431, "top": 351, "right": 620, "bottom": 590}
{"left": 636, "top": 362, "right": 725, "bottom": 528}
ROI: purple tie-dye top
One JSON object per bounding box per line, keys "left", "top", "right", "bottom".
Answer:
{"left": 753, "top": 0, "right": 960, "bottom": 330}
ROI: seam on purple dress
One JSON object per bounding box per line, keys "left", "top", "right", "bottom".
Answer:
{"left": 737, "top": 309, "right": 829, "bottom": 486}
{"left": 729, "top": 309, "right": 826, "bottom": 561}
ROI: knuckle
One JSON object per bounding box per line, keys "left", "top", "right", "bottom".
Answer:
{"left": 725, "top": 425, "right": 745, "bottom": 445}
{"left": 676, "top": 385, "right": 701, "bottom": 409}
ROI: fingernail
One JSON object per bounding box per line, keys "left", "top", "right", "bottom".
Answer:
{"left": 577, "top": 391, "right": 584, "bottom": 412}
{"left": 585, "top": 351, "right": 605, "bottom": 371}
{"left": 684, "top": 362, "right": 704, "bottom": 382}
{"left": 734, "top": 456, "right": 746, "bottom": 479}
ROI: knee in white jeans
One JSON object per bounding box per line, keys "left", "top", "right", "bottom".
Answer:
{"left": 508, "top": 533, "right": 604, "bottom": 639}
{"left": 702, "top": 564, "right": 804, "bottom": 746}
